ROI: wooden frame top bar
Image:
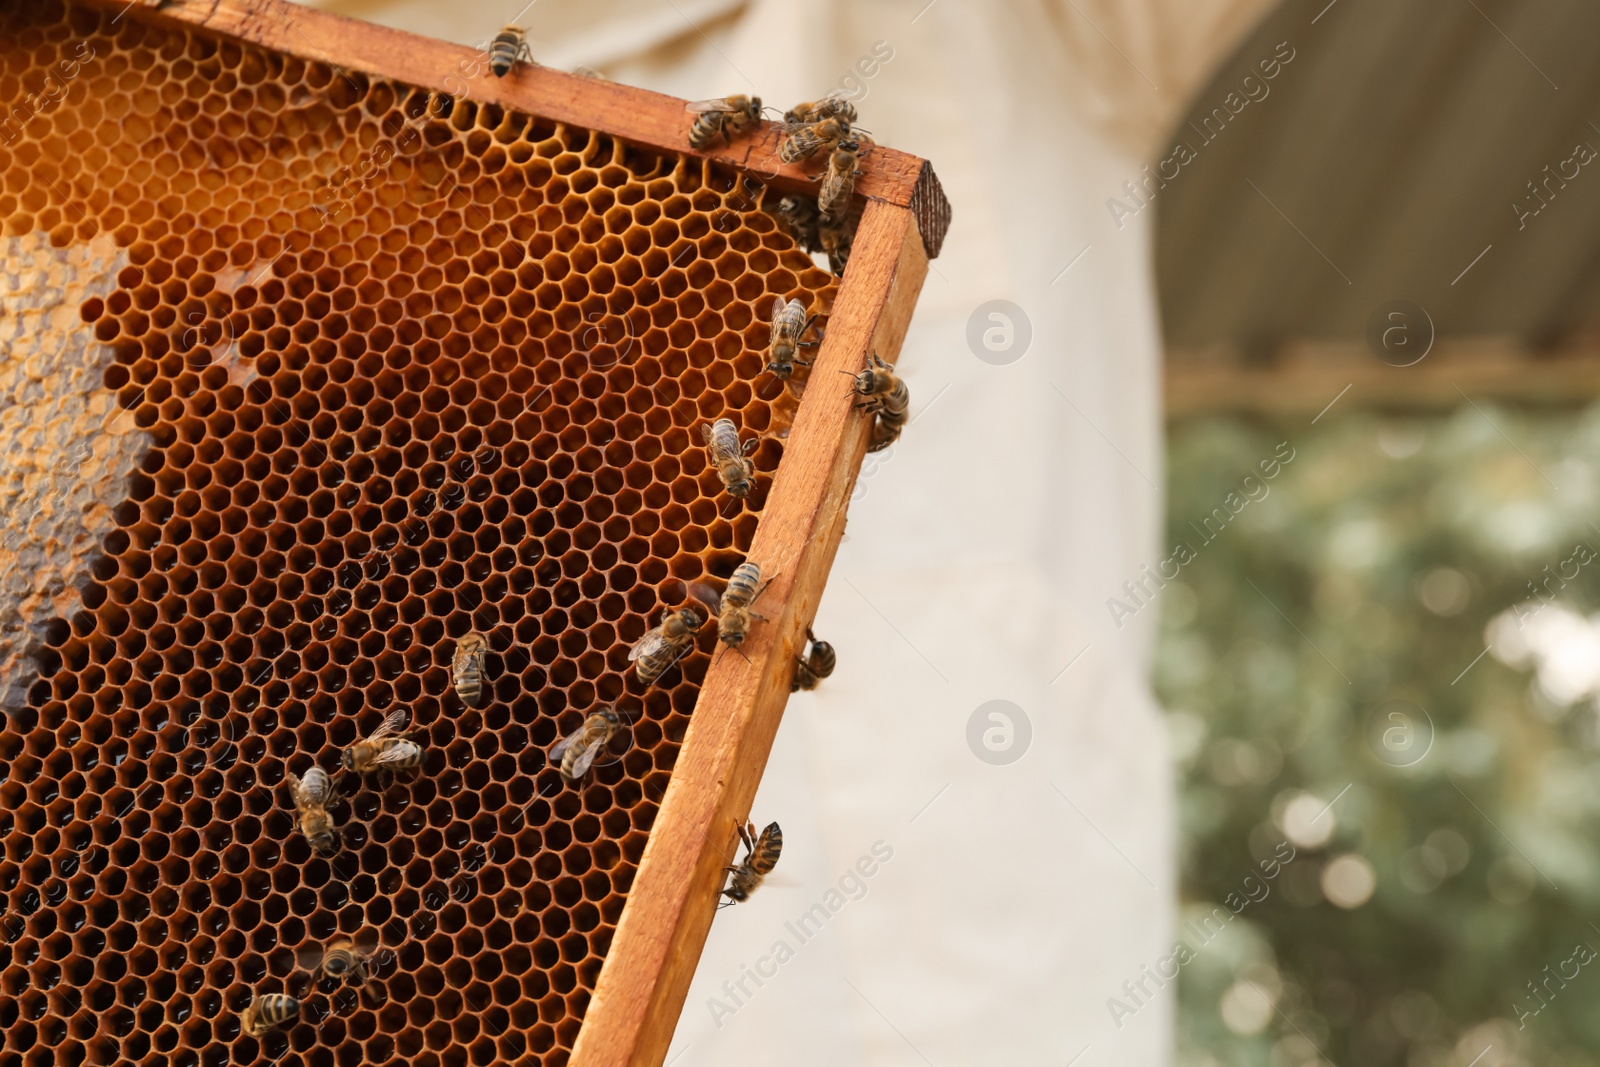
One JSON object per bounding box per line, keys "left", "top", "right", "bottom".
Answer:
{"left": 80, "top": 0, "right": 951, "bottom": 258}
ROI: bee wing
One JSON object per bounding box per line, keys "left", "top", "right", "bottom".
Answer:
{"left": 628, "top": 627, "right": 670, "bottom": 663}
{"left": 363, "top": 708, "right": 409, "bottom": 743}
{"left": 296, "top": 767, "right": 331, "bottom": 805}
{"left": 797, "top": 91, "right": 852, "bottom": 120}
{"left": 756, "top": 873, "right": 802, "bottom": 891}
{"left": 549, "top": 723, "right": 583, "bottom": 762}
{"left": 772, "top": 297, "right": 804, "bottom": 331}
{"left": 700, "top": 422, "right": 715, "bottom": 446}
{"left": 686, "top": 581, "right": 722, "bottom": 614}
{"left": 566, "top": 734, "right": 606, "bottom": 779}
{"left": 686, "top": 98, "right": 739, "bottom": 114}
{"left": 369, "top": 743, "right": 419, "bottom": 767}
{"left": 775, "top": 119, "right": 824, "bottom": 135}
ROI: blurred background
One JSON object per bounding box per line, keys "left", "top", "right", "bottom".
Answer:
{"left": 8, "top": 0, "right": 1596, "bottom": 1062}
{"left": 1158, "top": 1, "right": 1600, "bottom": 1064}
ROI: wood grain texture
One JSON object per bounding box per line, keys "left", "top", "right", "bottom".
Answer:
{"left": 569, "top": 200, "right": 928, "bottom": 1067}
{"left": 78, "top": 0, "right": 951, "bottom": 258}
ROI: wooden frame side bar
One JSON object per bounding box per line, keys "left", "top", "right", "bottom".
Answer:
{"left": 78, "top": 0, "right": 950, "bottom": 257}
{"left": 569, "top": 200, "right": 929, "bottom": 1067}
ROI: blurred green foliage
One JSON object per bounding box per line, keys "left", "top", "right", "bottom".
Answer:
{"left": 1159, "top": 404, "right": 1600, "bottom": 1067}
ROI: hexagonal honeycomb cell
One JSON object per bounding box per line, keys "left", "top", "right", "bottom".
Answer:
{"left": 0, "top": 3, "right": 839, "bottom": 1066}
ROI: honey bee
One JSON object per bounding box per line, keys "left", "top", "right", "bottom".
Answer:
{"left": 768, "top": 296, "right": 819, "bottom": 382}
{"left": 239, "top": 993, "right": 300, "bottom": 1037}
{"left": 452, "top": 631, "right": 488, "bottom": 707}
{"left": 868, "top": 419, "right": 901, "bottom": 454}
{"left": 817, "top": 141, "right": 863, "bottom": 223}
{"left": 819, "top": 217, "right": 852, "bottom": 275}
{"left": 778, "top": 117, "right": 851, "bottom": 164}
{"left": 697, "top": 562, "right": 775, "bottom": 654}
{"left": 488, "top": 25, "right": 535, "bottom": 77}
{"left": 701, "top": 418, "right": 759, "bottom": 502}
{"left": 284, "top": 767, "right": 337, "bottom": 854}
{"left": 629, "top": 605, "right": 704, "bottom": 686}
{"left": 550, "top": 705, "right": 626, "bottom": 781}
{"left": 784, "top": 90, "right": 858, "bottom": 127}
{"left": 790, "top": 627, "right": 836, "bottom": 692}
{"left": 720, "top": 820, "right": 783, "bottom": 906}
{"left": 341, "top": 709, "right": 423, "bottom": 779}
{"left": 776, "top": 195, "right": 823, "bottom": 254}
{"left": 686, "top": 95, "right": 762, "bottom": 150}
{"left": 299, "top": 936, "right": 382, "bottom": 1002}
{"left": 849, "top": 352, "right": 908, "bottom": 452}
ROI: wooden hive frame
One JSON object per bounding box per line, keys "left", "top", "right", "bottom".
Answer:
{"left": 2, "top": 2, "right": 948, "bottom": 1065}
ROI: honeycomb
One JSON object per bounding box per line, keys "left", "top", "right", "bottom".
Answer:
{"left": 0, "top": 3, "right": 841, "bottom": 1065}
{"left": 0, "top": 230, "right": 149, "bottom": 711}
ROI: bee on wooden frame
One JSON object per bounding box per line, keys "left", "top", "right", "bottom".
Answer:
{"left": 720, "top": 819, "right": 783, "bottom": 906}
{"left": 239, "top": 993, "right": 299, "bottom": 1038}
{"left": 777, "top": 116, "right": 852, "bottom": 164}
{"left": 489, "top": 25, "right": 535, "bottom": 77}
{"left": 868, "top": 419, "right": 901, "bottom": 453}
{"left": 686, "top": 95, "right": 762, "bottom": 150}
{"left": 452, "top": 631, "right": 489, "bottom": 707}
{"left": 629, "top": 604, "right": 705, "bottom": 686}
{"left": 817, "top": 140, "right": 863, "bottom": 224}
{"left": 689, "top": 562, "right": 775, "bottom": 659}
{"left": 340, "top": 709, "right": 424, "bottom": 783}
{"left": 784, "top": 90, "right": 858, "bottom": 127}
{"left": 284, "top": 766, "right": 337, "bottom": 854}
{"left": 550, "top": 704, "right": 630, "bottom": 781}
{"left": 844, "top": 351, "right": 908, "bottom": 452}
{"left": 791, "top": 627, "right": 836, "bottom": 691}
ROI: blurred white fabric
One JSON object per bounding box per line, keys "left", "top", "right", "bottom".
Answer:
{"left": 303, "top": 1, "right": 1274, "bottom": 1062}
